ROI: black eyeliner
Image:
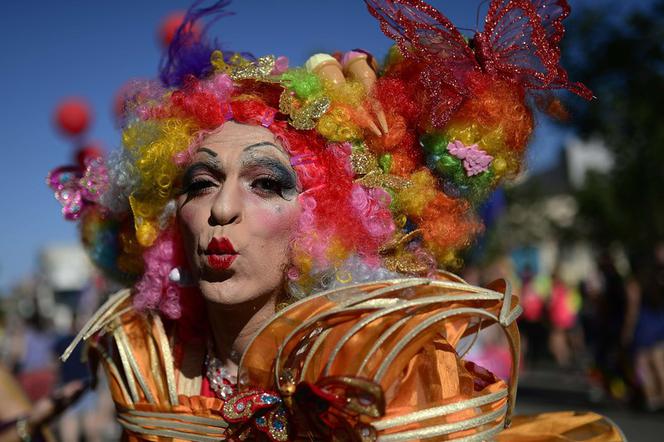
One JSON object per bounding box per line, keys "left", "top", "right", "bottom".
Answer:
{"left": 180, "top": 161, "right": 222, "bottom": 195}
{"left": 244, "top": 157, "right": 297, "bottom": 190}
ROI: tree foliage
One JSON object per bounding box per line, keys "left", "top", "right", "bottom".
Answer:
{"left": 563, "top": 0, "right": 664, "bottom": 261}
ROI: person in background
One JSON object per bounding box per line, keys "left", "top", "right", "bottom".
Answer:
{"left": 0, "top": 364, "right": 87, "bottom": 442}
{"left": 629, "top": 243, "right": 664, "bottom": 410}
{"left": 596, "top": 251, "right": 631, "bottom": 398}
{"left": 53, "top": 313, "right": 101, "bottom": 442}
{"left": 547, "top": 266, "right": 582, "bottom": 368}
{"left": 519, "top": 265, "right": 548, "bottom": 368}
{"left": 12, "top": 314, "right": 56, "bottom": 403}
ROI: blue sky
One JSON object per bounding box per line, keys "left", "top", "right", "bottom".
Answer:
{"left": 0, "top": 0, "right": 653, "bottom": 291}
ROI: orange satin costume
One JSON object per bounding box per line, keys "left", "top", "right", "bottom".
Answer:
{"left": 62, "top": 272, "right": 624, "bottom": 441}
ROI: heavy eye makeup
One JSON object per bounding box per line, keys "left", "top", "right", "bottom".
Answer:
{"left": 180, "top": 155, "right": 297, "bottom": 201}
{"left": 180, "top": 161, "right": 221, "bottom": 199}
{"left": 243, "top": 156, "right": 298, "bottom": 200}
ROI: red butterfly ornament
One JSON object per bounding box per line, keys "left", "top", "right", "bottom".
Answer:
{"left": 222, "top": 376, "right": 384, "bottom": 441}
{"left": 365, "top": 0, "right": 592, "bottom": 127}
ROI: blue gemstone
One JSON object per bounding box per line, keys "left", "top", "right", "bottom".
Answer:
{"left": 273, "top": 420, "right": 284, "bottom": 430}
{"left": 261, "top": 394, "right": 278, "bottom": 404}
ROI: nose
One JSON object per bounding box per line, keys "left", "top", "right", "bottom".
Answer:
{"left": 209, "top": 179, "right": 242, "bottom": 226}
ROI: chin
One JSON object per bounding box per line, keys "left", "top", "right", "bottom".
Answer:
{"left": 197, "top": 277, "right": 276, "bottom": 308}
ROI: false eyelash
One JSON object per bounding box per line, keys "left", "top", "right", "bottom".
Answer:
{"left": 183, "top": 178, "right": 216, "bottom": 196}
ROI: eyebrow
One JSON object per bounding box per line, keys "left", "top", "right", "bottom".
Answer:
{"left": 245, "top": 141, "right": 285, "bottom": 151}
{"left": 196, "top": 142, "right": 283, "bottom": 160}
{"left": 241, "top": 155, "right": 293, "bottom": 173}
{"left": 196, "top": 147, "right": 218, "bottom": 157}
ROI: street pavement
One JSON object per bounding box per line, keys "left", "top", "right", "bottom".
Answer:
{"left": 515, "top": 369, "right": 664, "bottom": 441}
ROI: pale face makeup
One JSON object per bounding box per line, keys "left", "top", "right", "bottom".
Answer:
{"left": 177, "top": 121, "right": 301, "bottom": 308}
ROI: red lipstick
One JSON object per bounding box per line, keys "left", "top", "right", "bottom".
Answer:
{"left": 205, "top": 237, "right": 237, "bottom": 270}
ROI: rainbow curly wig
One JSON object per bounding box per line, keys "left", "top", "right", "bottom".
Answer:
{"left": 49, "top": 0, "right": 589, "bottom": 320}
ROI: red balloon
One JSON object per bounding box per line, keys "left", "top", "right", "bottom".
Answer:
{"left": 55, "top": 98, "right": 92, "bottom": 136}
{"left": 112, "top": 83, "right": 130, "bottom": 124}
{"left": 75, "top": 142, "right": 104, "bottom": 167}
{"left": 159, "top": 11, "right": 201, "bottom": 48}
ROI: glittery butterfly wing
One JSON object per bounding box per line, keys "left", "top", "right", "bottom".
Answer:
{"left": 476, "top": 0, "right": 592, "bottom": 99}
{"left": 365, "top": 0, "right": 485, "bottom": 127}
{"left": 364, "top": 0, "right": 478, "bottom": 76}
{"left": 47, "top": 166, "right": 85, "bottom": 221}
{"left": 532, "top": 0, "right": 569, "bottom": 47}
{"left": 531, "top": 0, "right": 594, "bottom": 98}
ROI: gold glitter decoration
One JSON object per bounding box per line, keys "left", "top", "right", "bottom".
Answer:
{"left": 210, "top": 50, "right": 244, "bottom": 75}
{"left": 350, "top": 143, "right": 410, "bottom": 194}
{"left": 278, "top": 92, "right": 295, "bottom": 115}
{"left": 221, "top": 392, "right": 258, "bottom": 420}
{"left": 380, "top": 230, "right": 428, "bottom": 275}
{"left": 265, "top": 407, "right": 289, "bottom": 441}
{"left": 357, "top": 170, "right": 411, "bottom": 190}
{"left": 350, "top": 149, "right": 379, "bottom": 175}
{"left": 379, "top": 229, "right": 422, "bottom": 255}
{"left": 211, "top": 51, "right": 278, "bottom": 82}
{"left": 230, "top": 55, "right": 277, "bottom": 81}
{"left": 382, "top": 252, "right": 429, "bottom": 275}
{"left": 279, "top": 91, "right": 330, "bottom": 130}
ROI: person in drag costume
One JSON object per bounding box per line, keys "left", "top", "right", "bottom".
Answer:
{"left": 49, "top": 0, "right": 624, "bottom": 440}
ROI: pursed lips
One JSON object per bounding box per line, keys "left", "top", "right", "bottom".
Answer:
{"left": 205, "top": 237, "right": 238, "bottom": 270}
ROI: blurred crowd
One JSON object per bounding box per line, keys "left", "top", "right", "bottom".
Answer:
{"left": 0, "top": 276, "right": 119, "bottom": 442}
{"left": 465, "top": 242, "right": 664, "bottom": 411}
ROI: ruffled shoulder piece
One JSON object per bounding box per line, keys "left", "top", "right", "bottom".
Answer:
{"left": 60, "top": 288, "right": 181, "bottom": 409}
{"left": 235, "top": 273, "right": 522, "bottom": 441}
{"left": 62, "top": 290, "right": 231, "bottom": 441}
{"left": 60, "top": 288, "right": 133, "bottom": 362}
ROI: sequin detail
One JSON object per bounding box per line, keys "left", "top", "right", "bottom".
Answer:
{"left": 351, "top": 147, "right": 411, "bottom": 190}
{"left": 278, "top": 91, "right": 330, "bottom": 130}
{"left": 47, "top": 157, "right": 108, "bottom": 221}
{"left": 222, "top": 390, "right": 289, "bottom": 441}
{"left": 205, "top": 354, "right": 237, "bottom": 400}
{"left": 211, "top": 51, "right": 279, "bottom": 82}
{"left": 357, "top": 170, "right": 411, "bottom": 191}
{"left": 350, "top": 148, "right": 380, "bottom": 175}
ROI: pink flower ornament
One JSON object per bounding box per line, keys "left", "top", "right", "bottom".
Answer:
{"left": 447, "top": 140, "right": 493, "bottom": 176}
{"left": 271, "top": 56, "right": 289, "bottom": 75}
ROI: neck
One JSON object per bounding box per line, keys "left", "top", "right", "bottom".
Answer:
{"left": 206, "top": 292, "right": 278, "bottom": 371}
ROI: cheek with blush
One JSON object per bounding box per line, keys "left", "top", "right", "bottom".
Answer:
{"left": 258, "top": 204, "right": 295, "bottom": 233}
{"left": 246, "top": 200, "right": 300, "bottom": 262}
